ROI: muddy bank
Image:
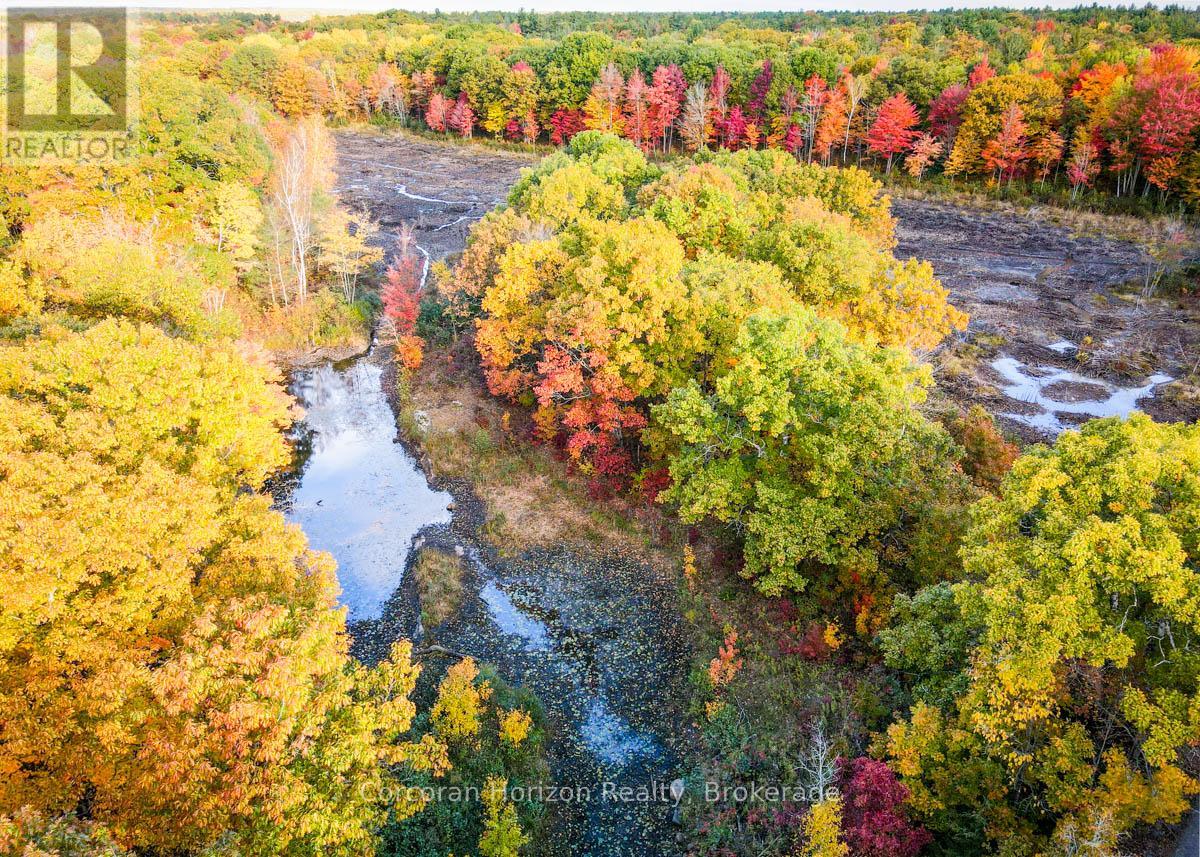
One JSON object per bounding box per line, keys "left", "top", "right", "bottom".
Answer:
{"left": 333, "top": 127, "right": 537, "bottom": 263}
{"left": 893, "top": 197, "right": 1200, "bottom": 438}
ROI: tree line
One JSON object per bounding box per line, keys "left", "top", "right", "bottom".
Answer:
{"left": 181, "top": 7, "right": 1200, "bottom": 210}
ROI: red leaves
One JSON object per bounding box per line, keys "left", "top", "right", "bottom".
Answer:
{"left": 866, "top": 93, "right": 920, "bottom": 170}
{"left": 447, "top": 93, "right": 476, "bottom": 138}
{"left": 1136, "top": 71, "right": 1200, "bottom": 186}
{"left": 624, "top": 69, "right": 650, "bottom": 150}
{"left": 747, "top": 59, "right": 774, "bottom": 122}
{"left": 720, "top": 106, "right": 748, "bottom": 150}
{"left": 928, "top": 84, "right": 969, "bottom": 140}
{"left": 381, "top": 227, "right": 421, "bottom": 337}
{"left": 530, "top": 345, "right": 643, "bottom": 475}
{"left": 981, "top": 102, "right": 1030, "bottom": 183}
{"left": 968, "top": 55, "right": 996, "bottom": 89}
{"left": 837, "top": 757, "right": 931, "bottom": 857}
{"left": 549, "top": 109, "right": 586, "bottom": 145}
{"left": 424, "top": 92, "right": 449, "bottom": 132}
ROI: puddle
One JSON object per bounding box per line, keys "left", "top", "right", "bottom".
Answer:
{"left": 479, "top": 579, "right": 552, "bottom": 651}
{"left": 990, "top": 354, "right": 1172, "bottom": 435}
{"left": 581, "top": 698, "right": 660, "bottom": 765}
{"left": 287, "top": 360, "right": 451, "bottom": 621}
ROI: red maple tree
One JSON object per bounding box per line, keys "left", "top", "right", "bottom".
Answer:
{"left": 867, "top": 93, "right": 921, "bottom": 172}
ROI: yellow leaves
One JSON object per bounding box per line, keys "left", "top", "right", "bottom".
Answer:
{"left": 0, "top": 260, "right": 41, "bottom": 321}
{"left": 0, "top": 807, "right": 131, "bottom": 856}
{"left": 317, "top": 204, "right": 384, "bottom": 303}
{"left": 0, "top": 318, "right": 434, "bottom": 853}
{"left": 498, "top": 709, "right": 533, "bottom": 747}
{"left": 12, "top": 212, "right": 228, "bottom": 338}
{"left": 203, "top": 182, "right": 264, "bottom": 264}
{"left": 478, "top": 775, "right": 527, "bottom": 857}
{"left": 522, "top": 162, "right": 626, "bottom": 230}
{"left": 836, "top": 258, "right": 968, "bottom": 352}
{"left": 432, "top": 657, "right": 493, "bottom": 744}
{"left": 1120, "top": 686, "right": 1198, "bottom": 770}
{"left": 822, "top": 621, "right": 844, "bottom": 651}
{"left": 1093, "top": 748, "right": 1196, "bottom": 829}
{"left": 1, "top": 320, "right": 292, "bottom": 492}
{"left": 796, "top": 797, "right": 848, "bottom": 857}
{"left": 682, "top": 545, "right": 697, "bottom": 590}
{"left": 395, "top": 734, "right": 452, "bottom": 778}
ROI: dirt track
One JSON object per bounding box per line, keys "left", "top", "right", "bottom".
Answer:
{"left": 334, "top": 128, "right": 1200, "bottom": 440}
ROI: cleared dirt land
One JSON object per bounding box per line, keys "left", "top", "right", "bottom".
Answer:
{"left": 895, "top": 197, "right": 1200, "bottom": 439}
{"left": 334, "top": 128, "right": 1200, "bottom": 441}
{"left": 334, "top": 127, "right": 537, "bottom": 263}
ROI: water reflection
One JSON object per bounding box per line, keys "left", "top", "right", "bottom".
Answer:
{"left": 289, "top": 360, "right": 451, "bottom": 622}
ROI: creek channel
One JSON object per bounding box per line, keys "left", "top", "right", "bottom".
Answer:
{"left": 279, "top": 348, "right": 692, "bottom": 856}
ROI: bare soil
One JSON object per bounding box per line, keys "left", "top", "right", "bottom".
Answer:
{"left": 334, "top": 126, "right": 537, "bottom": 263}
{"left": 893, "top": 197, "right": 1200, "bottom": 439}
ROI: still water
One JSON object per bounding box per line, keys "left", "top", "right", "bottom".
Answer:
{"left": 288, "top": 359, "right": 451, "bottom": 622}
{"left": 285, "top": 354, "right": 690, "bottom": 855}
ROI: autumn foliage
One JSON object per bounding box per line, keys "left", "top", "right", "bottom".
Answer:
{"left": 462, "top": 133, "right": 964, "bottom": 497}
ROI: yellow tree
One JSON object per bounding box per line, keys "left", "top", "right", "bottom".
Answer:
{"left": 796, "top": 797, "right": 849, "bottom": 857}
{"left": 0, "top": 321, "right": 443, "bottom": 853}
{"left": 881, "top": 415, "right": 1200, "bottom": 854}
{"left": 478, "top": 776, "right": 527, "bottom": 857}
{"left": 318, "top": 204, "right": 383, "bottom": 303}
{"left": 432, "top": 657, "right": 493, "bottom": 744}
{"left": 205, "top": 181, "right": 264, "bottom": 265}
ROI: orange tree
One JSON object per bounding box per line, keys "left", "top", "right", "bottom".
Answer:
{"left": 0, "top": 321, "right": 445, "bottom": 854}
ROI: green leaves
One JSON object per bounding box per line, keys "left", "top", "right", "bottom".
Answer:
{"left": 654, "top": 308, "right": 950, "bottom": 595}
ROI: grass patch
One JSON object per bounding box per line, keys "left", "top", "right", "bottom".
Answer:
{"left": 413, "top": 547, "right": 466, "bottom": 629}
{"left": 395, "top": 335, "right": 679, "bottom": 566}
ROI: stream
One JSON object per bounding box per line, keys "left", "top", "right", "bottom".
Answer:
{"left": 282, "top": 350, "right": 691, "bottom": 856}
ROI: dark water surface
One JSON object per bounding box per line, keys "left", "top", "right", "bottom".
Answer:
{"left": 284, "top": 352, "right": 692, "bottom": 856}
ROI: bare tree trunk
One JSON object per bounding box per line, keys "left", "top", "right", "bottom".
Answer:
{"left": 270, "top": 116, "right": 334, "bottom": 306}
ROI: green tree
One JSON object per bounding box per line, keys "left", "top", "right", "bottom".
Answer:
{"left": 653, "top": 308, "right": 957, "bottom": 596}
{"left": 540, "top": 32, "right": 615, "bottom": 112}
{"left": 219, "top": 42, "right": 281, "bottom": 100}
{"left": 957, "top": 415, "right": 1200, "bottom": 773}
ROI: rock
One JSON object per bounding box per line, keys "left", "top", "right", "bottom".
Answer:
{"left": 412, "top": 410, "right": 432, "bottom": 434}
{"left": 447, "top": 502, "right": 457, "bottom": 512}
{"left": 454, "top": 544, "right": 464, "bottom": 556}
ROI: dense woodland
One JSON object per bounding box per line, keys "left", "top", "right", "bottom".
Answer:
{"left": 159, "top": 5, "right": 1200, "bottom": 211}
{"left": 0, "top": 6, "right": 1199, "bottom": 857}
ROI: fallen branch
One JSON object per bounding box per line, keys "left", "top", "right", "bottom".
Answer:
{"left": 413, "top": 643, "right": 472, "bottom": 661}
